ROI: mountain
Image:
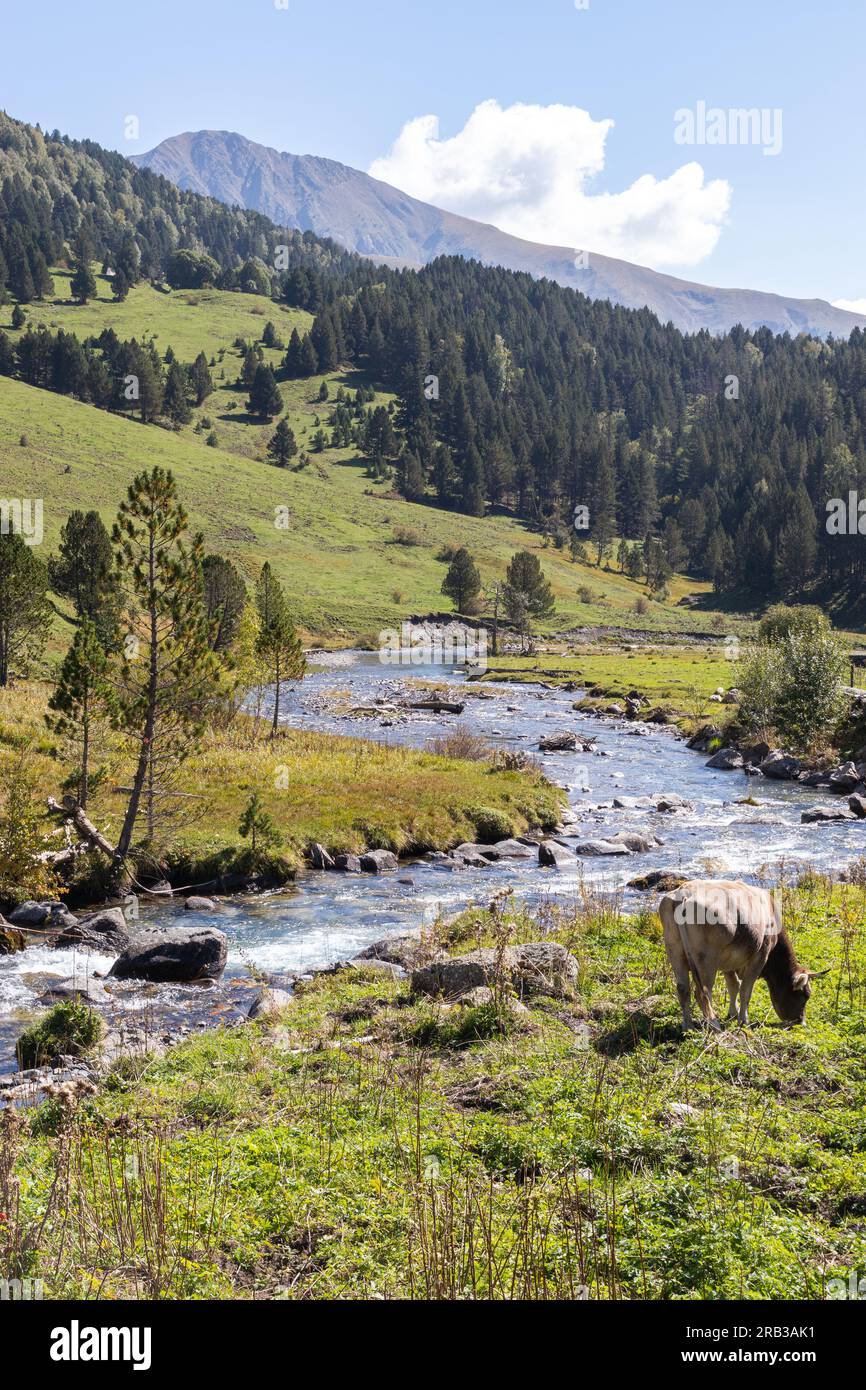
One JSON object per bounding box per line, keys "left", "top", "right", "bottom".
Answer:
{"left": 134, "top": 130, "right": 866, "bottom": 340}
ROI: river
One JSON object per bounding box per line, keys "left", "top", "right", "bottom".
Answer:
{"left": 1, "top": 651, "right": 861, "bottom": 1071}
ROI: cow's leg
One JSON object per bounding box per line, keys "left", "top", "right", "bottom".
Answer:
{"left": 724, "top": 972, "right": 741, "bottom": 1022}
{"left": 692, "top": 961, "right": 722, "bottom": 1030}
{"left": 664, "top": 923, "right": 696, "bottom": 1028}
{"left": 736, "top": 961, "right": 765, "bottom": 1026}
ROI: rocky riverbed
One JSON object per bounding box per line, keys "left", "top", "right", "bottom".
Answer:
{"left": 3, "top": 650, "right": 865, "bottom": 1076}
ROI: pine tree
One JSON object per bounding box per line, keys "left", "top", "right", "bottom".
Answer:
{"left": 589, "top": 445, "right": 617, "bottom": 565}
{"left": 202, "top": 555, "right": 247, "bottom": 653}
{"left": 238, "top": 791, "right": 282, "bottom": 855}
{"left": 46, "top": 617, "right": 115, "bottom": 808}
{"left": 267, "top": 418, "right": 297, "bottom": 467}
{"left": 0, "top": 533, "right": 51, "bottom": 686}
{"left": 503, "top": 551, "right": 555, "bottom": 632}
{"left": 189, "top": 351, "right": 213, "bottom": 405}
{"left": 163, "top": 361, "right": 191, "bottom": 425}
{"left": 441, "top": 548, "right": 482, "bottom": 613}
{"left": 112, "top": 468, "right": 224, "bottom": 858}
{"left": 255, "top": 563, "right": 306, "bottom": 736}
{"left": 248, "top": 364, "right": 283, "bottom": 419}
{"left": 70, "top": 231, "right": 97, "bottom": 305}
{"left": 48, "top": 509, "right": 120, "bottom": 647}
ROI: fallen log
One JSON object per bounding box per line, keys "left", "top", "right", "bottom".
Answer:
{"left": 403, "top": 700, "right": 465, "bottom": 714}
{"left": 47, "top": 796, "right": 116, "bottom": 860}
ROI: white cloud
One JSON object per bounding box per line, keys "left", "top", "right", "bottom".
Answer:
{"left": 833, "top": 297, "right": 866, "bottom": 316}
{"left": 368, "top": 100, "right": 731, "bottom": 269}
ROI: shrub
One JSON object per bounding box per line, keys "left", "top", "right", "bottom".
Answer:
{"left": 17, "top": 1002, "right": 104, "bottom": 1068}
{"left": 466, "top": 805, "right": 514, "bottom": 843}
{"left": 391, "top": 526, "right": 422, "bottom": 547}
{"left": 430, "top": 727, "right": 493, "bottom": 762}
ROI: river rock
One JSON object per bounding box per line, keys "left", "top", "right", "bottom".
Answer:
{"left": 801, "top": 806, "right": 856, "bottom": 824}
{"left": 334, "top": 853, "right": 362, "bottom": 873}
{"left": 359, "top": 850, "right": 399, "bottom": 874}
{"left": 760, "top": 751, "right": 802, "bottom": 780}
{"left": 801, "top": 771, "right": 832, "bottom": 787}
{"left": 539, "top": 840, "right": 576, "bottom": 868}
{"left": 109, "top": 926, "right": 228, "bottom": 982}
{"left": 492, "top": 839, "right": 537, "bottom": 858}
{"left": 706, "top": 747, "right": 744, "bottom": 771}
{"left": 184, "top": 896, "right": 216, "bottom": 912}
{"left": 628, "top": 871, "right": 689, "bottom": 892}
{"left": 655, "top": 795, "right": 695, "bottom": 813}
{"left": 687, "top": 725, "right": 722, "bottom": 752}
{"left": 411, "top": 942, "right": 579, "bottom": 1001}
{"left": 9, "top": 901, "right": 53, "bottom": 926}
{"left": 829, "top": 763, "right": 861, "bottom": 794}
{"left": 40, "top": 973, "right": 109, "bottom": 1004}
{"left": 355, "top": 934, "right": 440, "bottom": 972}
{"left": 308, "top": 843, "right": 335, "bottom": 870}
{"left": 247, "top": 986, "right": 293, "bottom": 1019}
{"left": 849, "top": 794, "right": 866, "bottom": 819}
{"left": 55, "top": 907, "right": 130, "bottom": 954}
{"left": 572, "top": 839, "right": 630, "bottom": 856}
{"left": 606, "top": 832, "right": 661, "bottom": 853}
{"left": 449, "top": 847, "right": 493, "bottom": 868}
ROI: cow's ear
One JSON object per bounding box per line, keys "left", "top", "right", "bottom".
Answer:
{"left": 792, "top": 971, "right": 810, "bottom": 989}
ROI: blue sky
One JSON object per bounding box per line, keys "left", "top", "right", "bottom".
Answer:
{"left": 2, "top": 0, "right": 863, "bottom": 305}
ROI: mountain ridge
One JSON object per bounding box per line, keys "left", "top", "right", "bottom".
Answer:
{"left": 134, "top": 129, "right": 866, "bottom": 339}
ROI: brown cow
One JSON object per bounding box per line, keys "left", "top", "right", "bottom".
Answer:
{"left": 659, "top": 879, "right": 827, "bottom": 1029}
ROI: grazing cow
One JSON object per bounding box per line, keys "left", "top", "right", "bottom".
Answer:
{"left": 658, "top": 879, "right": 827, "bottom": 1029}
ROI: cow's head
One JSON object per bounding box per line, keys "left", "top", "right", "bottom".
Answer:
{"left": 763, "top": 935, "right": 829, "bottom": 1024}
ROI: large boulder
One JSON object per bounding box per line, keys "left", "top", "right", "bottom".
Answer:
{"left": 491, "top": 839, "right": 537, "bottom": 858}
{"left": 801, "top": 806, "right": 856, "bottom": 824}
{"left": 359, "top": 850, "right": 398, "bottom": 874}
{"left": 109, "top": 926, "right": 228, "bottom": 982}
{"left": 411, "top": 942, "right": 579, "bottom": 1001}
{"left": 334, "top": 853, "right": 362, "bottom": 874}
{"left": 55, "top": 907, "right": 130, "bottom": 954}
{"left": 706, "top": 747, "right": 744, "bottom": 771}
{"left": 538, "top": 840, "right": 576, "bottom": 868}
{"left": 760, "top": 751, "right": 802, "bottom": 780}
{"left": 355, "top": 934, "right": 439, "bottom": 972}
{"left": 849, "top": 794, "right": 866, "bottom": 819}
{"left": 449, "top": 847, "right": 493, "bottom": 869}
{"left": 606, "top": 832, "right": 661, "bottom": 853}
{"left": 829, "top": 763, "right": 861, "bottom": 794}
{"left": 9, "top": 901, "right": 52, "bottom": 926}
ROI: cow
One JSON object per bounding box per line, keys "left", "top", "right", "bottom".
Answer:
{"left": 658, "top": 879, "right": 827, "bottom": 1029}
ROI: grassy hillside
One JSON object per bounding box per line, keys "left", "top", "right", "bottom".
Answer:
{"left": 2, "top": 270, "right": 726, "bottom": 644}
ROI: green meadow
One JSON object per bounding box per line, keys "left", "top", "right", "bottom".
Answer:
{"left": 0, "top": 271, "right": 725, "bottom": 644}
